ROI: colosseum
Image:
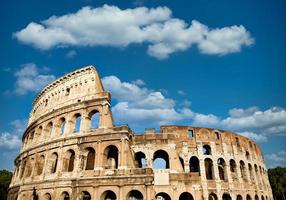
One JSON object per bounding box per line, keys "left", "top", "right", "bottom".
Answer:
{"left": 8, "top": 65, "right": 273, "bottom": 200}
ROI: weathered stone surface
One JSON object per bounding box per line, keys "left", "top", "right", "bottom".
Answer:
{"left": 8, "top": 66, "right": 273, "bottom": 200}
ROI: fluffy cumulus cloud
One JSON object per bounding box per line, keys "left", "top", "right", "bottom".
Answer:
{"left": 266, "top": 150, "right": 286, "bottom": 168}
{"left": 0, "top": 119, "right": 26, "bottom": 150}
{"left": 14, "top": 63, "right": 56, "bottom": 95}
{"left": 14, "top": 5, "right": 254, "bottom": 59}
{"left": 102, "top": 75, "right": 286, "bottom": 141}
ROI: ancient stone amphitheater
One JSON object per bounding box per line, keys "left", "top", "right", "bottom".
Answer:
{"left": 8, "top": 66, "right": 273, "bottom": 200}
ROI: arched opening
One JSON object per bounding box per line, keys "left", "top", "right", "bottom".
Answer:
{"left": 73, "top": 114, "right": 81, "bottom": 133}
{"left": 222, "top": 193, "right": 232, "bottom": 200}
{"left": 24, "top": 157, "right": 32, "bottom": 178}
{"left": 64, "top": 149, "right": 75, "bottom": 172}
{"left": 236, "top": 195, "right": 242, "bottom": 200}
{"left": 101, "top": 190, "right": 116, "bottom": 200}
{"left": 179, "top": 192, "right": 193, "bottom": 200}
{"left": 240, "top": 160, "right": 247, "bottom": 181}
{"left": 246, "top": 151, "right": 250, "bottom": 160}
{"left": 230, "top": 159, "right": 237, "bottom": 180}
{"left": 209, "top": 193, "right": 218, "bottom": 200}
{"left": 246, "top": 194, "right": 252, "bottom": 200}
{"left": 255, "top": 195, "right": 259, "bottom": 200}
{"left": 205, "top": 158, "right": 214, "bottom": 180}
{"left": 248, "top": 163, "right": 254, "bottom": 183}
{"left": 82, "top": 191, "right": 91, "bottom": 200}
{"left": 104, "top": 145, "right": 119, "bottom": 169}
{"left": 43, "top": 193, "right": 52, "bottom": 200}
{"left": 29, "top": 131, "right": 34, "bottom": 143}
{"left": 127, "top": 190, "right": 143, "bottom": 200}
{"left": 85, "top": 147, "right": 95, "bottom": 170}
{"left": 36, "top": 126, "right": 43, "bottom": 140}
{"left": 62, "top": 192, "right": 70, "bottom": 200}
{"left": 20, "top": 160, "right": 26, "bottom": 179}
{"left": 217, "top": 158, "right": 227, "bottom": 181}
{"left": 214, "top": 131, "right": 220, "bottom": 139}
{"left": 135, "top": 152, "right": 146, "bottom": 168}
{"left": 46, "top": 122, "right": 53, "bottom": 137}
{"left": 89, "top": 110, "right": 100, "bottom": 129}
{"left": 189, "top": 156, "right": 200, "bottom": 173}
{"left": 59, "top": 118, "right": 66, "bottom": 135}
{"left": 153, "top": 150, "right": 170, "bottom": 169}
{"left": 36, "top": 155, "right": 45, "bottom": 175}
{"left": 203, "top": 145, "right": 211, "bottom": 155}
{"left": 155, "top": 192, "right": 171, "bottom": 200}
{"left": 261, "top": 196, "right": 265, "bottom": 200}
{"left": 179, "top": 157, "right": 185, "bottom": 171}
{"left": 50, "top": 152, "right": 58, "bottom": 174}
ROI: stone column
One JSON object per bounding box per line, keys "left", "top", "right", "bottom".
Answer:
{"left": 95, "top": 140, "right": 103, "bottom": 170}
{"left": 119, "top": 137, "right": 128, "bottom": 169}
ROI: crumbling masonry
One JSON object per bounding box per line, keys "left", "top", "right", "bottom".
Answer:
{"left": 8, "top": 66, "right": 273, "bottom": 200}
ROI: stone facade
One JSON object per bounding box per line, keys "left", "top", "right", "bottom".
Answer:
{"left": 8, "top": 66, "right": 273, "bottom": 200}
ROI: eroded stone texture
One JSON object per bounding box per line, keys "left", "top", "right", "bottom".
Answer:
{"left": 8, "top": 66, "right": 273, "bottom": 200}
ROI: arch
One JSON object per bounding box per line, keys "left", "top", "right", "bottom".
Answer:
{"left": 24, "top": 157, "right": 32, "bottom": 178}
{"left": 85, "top": 147, "right": 95, "bottom": 170}
{"left": 104, "top": 145, "right": 119, "bottom": 169}
{"left": 205, "top": 158, "right": 214, "bottom": 180}
{"left": 246, "top": 195, "right": 252, "bottom": 200}
{"left": 62, "top": 192, "right": 70, "bottom": 200}
{"left": 214, "top": 131, "right": 220, "bottom": 139}
{"left": 89, "top": 110, "right": 100, "bottom": 129}
{"left": 203, "top": 145, "right": 211, "bottom": 155}
{"left": 153, "top": 150, "right": 170, "bottom": 169}
{"left": 217, "top": 158, "right": 227, "bottom": 181}
{"left": 36, "top": 155, "right": 45, "bottom": 175}
{"left": 222, "top": 193, "right": 232, "bottom": 200}
{"left": 240, "top": 160, "right": 247, "bottom": 181}
{"left": 155, "top": 192, "right": 171, "bottom": 200}
{"left": 209, "top": 193, "right": 218, "bottom": 200}
{"left": 237, "top": 195, "right": 243, "bottom": 200}
{"left": 248, "top": 163, "right": 254, "bottom": 182}
{"left": 246, "top": 151, "right": 250, "bottom": 160}
{"left": 261, "top": 196, "right": 265, "bottom": 200}
{"left": 179, "top": 192, "right": 193, "bottom": 200}
{"left": 46, "top": 122, "right": 53, "bottom": 137}
{"left": 179, "top": 157, "right": 185, "bottom": 171}
{"left": 50, "top": 152, "right": 58, "bottom": 173}
{"left": 35, "top": 126, "right": 43, "bottom": 139}
{"left": 189, "top": 156, "right": 200, "bottom": 173}
{"left": 230, "top": 159, "right": 236, "bottom": 173}
{"left": 135, "top": 151, "right": 146, "bottom": 168}
{"left": 59, "top": 118, "right": 66, "bottom": 135}
{"left": 255, "top": 195, "right": 259, "bottom": 200}
{"left": 73, "top": 113, "right": 81, "bottom": 133}
{"left": 82, "top": 191, "right": 91, "bottom": 200}
{"left": 101, "top": 190, "right": 116, "bottom": 200}
{"left": 29, "top": 131, "right": 34, "bottom": 143}
{"left": 43, "top": 193, "right": 52, "bottom": 200}
{"left": 64, "top": 149, "right": 75, "bottom": 172}
{"left": 127, "top": 190, "right": 143, "bottom": 200}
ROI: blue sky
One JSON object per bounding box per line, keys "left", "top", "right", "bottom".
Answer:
{"left": 0, "top": 0, "right": 286, "bottom": 170}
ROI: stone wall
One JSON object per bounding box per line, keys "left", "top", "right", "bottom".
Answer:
{"left": 8, "top": 66, "right": 273, "bottom": 200}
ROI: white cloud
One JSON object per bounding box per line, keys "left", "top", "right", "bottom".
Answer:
{"left": 0, "top": 119, "right": 26, "bottom": 150}
{"left": 238, "top": 131, "right": 268, "bottom": 142}
{"left": 14, "top": 63, "right": 56, "bottom": 95}
{"left": 266, "top": 150, "right": 286, "bottom": 168}
{"left": 66, "top": 50, "right": 77, "bottom": 58}
{"left": 0, "top": 132, "right": 22, "bottom": 150}
{"left": 132, "top": 79, "right": 145, "bottom": 86}
{"left": 14, "top": 5, "right": 254, "bottom": 59}
{"left": 102, "top": 75, "right": 285, "bottom": 142}
{"left": 177, "top": 90, "right": 186, "bottom": 95}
